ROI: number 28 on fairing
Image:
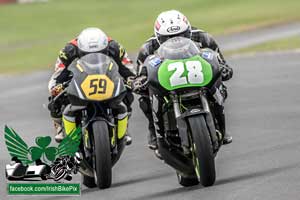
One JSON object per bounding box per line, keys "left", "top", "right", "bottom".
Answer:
{"left": 158, "top": 56, "right": 213, "bottom": 91}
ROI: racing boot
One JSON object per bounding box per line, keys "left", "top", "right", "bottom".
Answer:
{"left": 214, "top": 103, "right": 232, "bottom": 145}
{"left": 124, "top": 111, "right": 133, "bottom": 146}
{"left": 218, "top": 111, "right": 232, "bottom": 145}
{"left": 148, "top": 122, "right": 158, "bottom": 150}
{"left": 223, "top": 132, "right": 233, "bottom": 145}
{"left": 53, "top": 118, "right": 65, "bottom": 143}
{"left": 154, "top": 149, "right": 162, "bottom": 160}
{"left": 138, "top": 96, "right": 158, "bottom": 150}
{"left": 62, "top": 115, "right": 76, "bottom": 139}
{"left": 148, "top": 129, "right": 158, "bottom": 150}
{"left": 124, "top": 93, "right": 134, "bottom": 146}
{"left": 124, "top": 134, "right": 132, "bottom": 146}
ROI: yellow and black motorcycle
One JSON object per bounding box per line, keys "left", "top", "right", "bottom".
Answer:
{"left": 56, "top": 53, "right": 128, "bottom": 189}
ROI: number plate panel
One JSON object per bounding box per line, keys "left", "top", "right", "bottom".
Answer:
{"left": 81, "top": 74, "right": 115, "bottom": 101}
{"left": 158, "top": 55, "right": 213, "bottom": 91}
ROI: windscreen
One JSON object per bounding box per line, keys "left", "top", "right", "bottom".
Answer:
{"left": 68, "top": 53, "right": 125, "bottom": 102}
{"left": 77, "top": 53, "right": 119, "bottom": 75}
{"left": 157, "top": 37, "right": 200, "bottom": 60}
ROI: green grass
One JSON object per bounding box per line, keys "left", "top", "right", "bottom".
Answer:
{"left": 1, "top": 0, "right": 300, "bottom": 73}
{"left": 225, "top": 35, "right": 300, "bottom": 55}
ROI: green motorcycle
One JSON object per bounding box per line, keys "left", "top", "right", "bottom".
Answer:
{"left": 138, "top": 37, "right": 226, "bottom": 187}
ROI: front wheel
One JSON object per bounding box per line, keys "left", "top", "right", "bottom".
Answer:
{"left": 188, "top": 115, "right": 216, "bottom": 187}
{"left": 92, "top": 120, "right": 112, "bottom": 189}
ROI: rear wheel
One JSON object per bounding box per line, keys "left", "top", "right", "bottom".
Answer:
{"left": 176, "top": 172, "right": 199, "bottom": 187}
{"left": 188, "top": 115, "right": 216, "bottom": 187}
{"left": 92, "top": 120, "right": 112, "bottom": 189}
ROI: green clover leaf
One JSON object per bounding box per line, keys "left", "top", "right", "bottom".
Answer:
{"left": 45, "top": 147, "right": 58, "bottom": 161}
{"left": 28, "top": 136, "right": 58, "bottom": 162}
{"left": 35, "top": 136, "right": 51, "bottom": 149}
{"left": 29, "top": 146, "right": 43, "bottom": 161}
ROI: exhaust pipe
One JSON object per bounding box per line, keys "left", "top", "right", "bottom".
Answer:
{"left": 79, "top": 159, "right": 94, "bottom": 177}
{"left": 158, "top": 138, "right": 195, "bottom": 175}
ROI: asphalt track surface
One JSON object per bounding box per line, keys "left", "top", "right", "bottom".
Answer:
{"left": 1, "top": 22, "right": 300, "bottom": 199}
{"left": 1, "top": 50, "right": 300, "bottom": 200}
{"left": 216, "top": 22, "right": 300, "bottom": 51}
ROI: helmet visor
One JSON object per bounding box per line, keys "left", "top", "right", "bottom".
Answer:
{"left": 157, "top": 29, "right": 191, "bottom": 44}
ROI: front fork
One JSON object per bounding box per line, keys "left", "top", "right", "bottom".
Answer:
{"left": 171, "top": 91, "right": 219, "bottom": 152}
{"left": 171, "top": 94, "right": 189, "bottom": 151}
{"left": 81, "top": 108, "right": 116, "bottom": 151}
{"left": 171, "top": 91, "right": 210, "bottom": 118}
{"left": 201, "top": 95, "right": 219, "bottom": 151}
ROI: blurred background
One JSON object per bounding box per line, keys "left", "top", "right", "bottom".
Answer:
{"left": 1, "top": 1, "right": 300, "bottom": 200}
{"left": 0, "top": 0, "right": 300, "bottom": 73}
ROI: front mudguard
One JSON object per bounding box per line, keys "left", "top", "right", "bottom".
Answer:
{"left": 80, "top": 116, "right": 112, "bottom": 177}
{"left": 176, "top": 108, "right": 206, "bottom": 149}
{"left": 82, "top": 113, "right": 114, "bottom": 148}
{"left": 178, "top": 108, "right": 219, "bottom": 153}
{"left": 85, "top": 116, "right": 124, "bottom": 167}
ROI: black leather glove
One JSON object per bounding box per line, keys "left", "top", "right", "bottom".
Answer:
{"left": 126, "top": 76, "right": 135, "bottom": 88}
{"left": 221, "top": 65, "right": 233, "bottom": 81}
{"left": 131, "top": 76, "right": 147, "bottom": 93}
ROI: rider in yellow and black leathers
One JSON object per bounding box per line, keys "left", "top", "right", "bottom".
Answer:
{"left": 48, "top": 27, "right": 135, "bottom": 144}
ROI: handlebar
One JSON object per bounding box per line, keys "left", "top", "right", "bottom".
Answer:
{"left": 132, "top": 76, "right": 148, "bottom": 93}
{"left": 53, "top": 89, "right": 67, "bottom": 102}
{"left": 52, "top": 80, "right": 71, "bottom": 102}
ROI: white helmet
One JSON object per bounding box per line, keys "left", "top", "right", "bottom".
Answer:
{"left": 154, "top": 10, "right": 191, "bottom": 44}
{"left": 77, "top": 27, "right": 108, "bottom": 53}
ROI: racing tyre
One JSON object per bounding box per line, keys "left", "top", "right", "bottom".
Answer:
{"left": 188, "top": 115, "right": 216, "bottom": 187}
{"left": 92, "top": 120, "right": 112, "bottom": 189}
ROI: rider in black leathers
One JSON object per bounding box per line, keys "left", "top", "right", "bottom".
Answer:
{"left": 135, "top": 10, "right": 233, "bottom": 150}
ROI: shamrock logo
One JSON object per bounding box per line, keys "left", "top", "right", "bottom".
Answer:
{"left": 4, "top": 126, "right": 81, "bottom": 165}
{"left": 29, "top": 136, "right": 58, "bottom": 163}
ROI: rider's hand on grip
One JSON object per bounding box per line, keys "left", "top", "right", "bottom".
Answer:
{"left": 126, "top": 76, "right": 135, "bottom": 88}
{"left": 221, "top": 66, "right": 233, "bottom": 81}
{"left": 51, "top": 84, "right": 64, "bottom": 97}
{"left": 132, "top": 76, "right": 147, "bottom": 93}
